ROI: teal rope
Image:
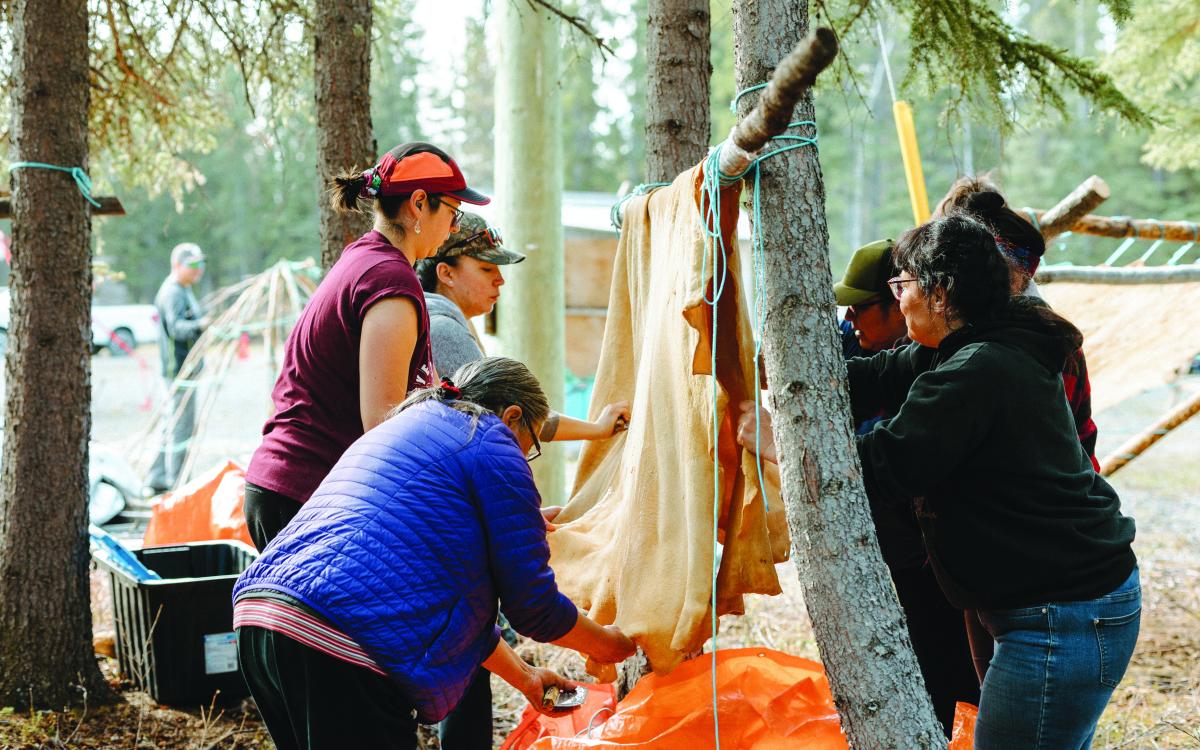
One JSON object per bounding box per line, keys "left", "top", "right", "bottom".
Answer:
{"left": 610, "top": 182, "right": 672, "bottom": 230}
{"left": 8, "top": 162, "right": 102, "bottom": 207}
{"left": 730, "top": 83, "right": 768, "bottom": 114}
{"left": 698, "top": 83, "right": 820, "bottom": 749}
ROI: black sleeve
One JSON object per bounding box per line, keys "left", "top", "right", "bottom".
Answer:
{"left": 856, "top": 348, "right": 994, "bottom": 507}
{"left": 845, "top": 342, "right": 936, "bottom": 425}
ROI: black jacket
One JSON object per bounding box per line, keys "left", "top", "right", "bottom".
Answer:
{"left": 849, "top": 298, "right": 1136, "bottom": 610}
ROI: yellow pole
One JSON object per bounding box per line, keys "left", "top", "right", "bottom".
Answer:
{"left": 892, "top": 100, "right": 930, "bottom": 225}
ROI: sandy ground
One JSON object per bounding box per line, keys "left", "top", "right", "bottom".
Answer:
{"left": 4, "top": 345, "right": 1197, "bottom": 747}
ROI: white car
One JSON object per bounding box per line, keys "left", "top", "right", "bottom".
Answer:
{"left": 0, "top": 287, "right": 160, "bottom": 356}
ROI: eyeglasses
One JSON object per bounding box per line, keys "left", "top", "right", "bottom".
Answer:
{"left": 186, "top": 259, "right": 206, "bottom": 270}
{"left": 524, "top": 418, "right": 542, "bottom": 463}
{"left": 446, "top": 203, "right": 464, "bottom": 230}
{"left": 443, "top": 226, "right": 503, "bottom": 255}
{"left": 887, "top": 276, "right": 918, "bottom": 300}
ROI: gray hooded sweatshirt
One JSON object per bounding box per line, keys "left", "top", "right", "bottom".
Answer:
{"left": 425, "top": 292, "right": 485, "bottom": 379}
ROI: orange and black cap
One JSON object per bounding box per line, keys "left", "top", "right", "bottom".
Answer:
{"left": 359, "top": 142, "right": 490, "bottom": 206}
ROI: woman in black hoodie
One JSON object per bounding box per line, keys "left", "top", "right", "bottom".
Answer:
{"left": 851, "top": 214, "right": 1139, "bottom": 748}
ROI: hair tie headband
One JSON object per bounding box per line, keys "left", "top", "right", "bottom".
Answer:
{"left": 993, "top": 234, "right": 1039, "bottom": 275}
{"left": 359, "top": 166, "right": 383, "bottom": 198}
{"left": 437, "top": 377, "right": 462, "bottom": 400}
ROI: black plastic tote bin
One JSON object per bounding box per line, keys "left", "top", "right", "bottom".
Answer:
{"left": 94, "top": 540, "right": 257, "bottom": 706}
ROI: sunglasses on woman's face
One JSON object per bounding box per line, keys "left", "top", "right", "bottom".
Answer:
{"left": 444, "top": 226, "right": 504, "bottom": 254}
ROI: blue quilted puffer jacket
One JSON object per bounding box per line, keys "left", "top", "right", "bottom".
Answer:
{"left": 233, "top": 399, "right": 578, "bottom": 722}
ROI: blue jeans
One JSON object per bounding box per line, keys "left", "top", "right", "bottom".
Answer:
{"left": 974, "top": 567, "right": 1141, "bottom": 749}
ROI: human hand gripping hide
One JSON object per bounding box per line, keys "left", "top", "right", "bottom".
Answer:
{"left": 736, "top": 400, "right": 779, "bottom": 464}
{"left": 593, "top": 400, "right": 631, "bottom": 437}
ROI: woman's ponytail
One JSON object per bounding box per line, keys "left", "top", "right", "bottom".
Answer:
{"left": 329, "top": 171, "right": 368, "bottom": 213}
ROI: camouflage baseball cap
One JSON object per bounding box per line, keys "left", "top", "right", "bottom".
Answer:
{"left": 432, "top": 213, "right": 525, "bottom": 265}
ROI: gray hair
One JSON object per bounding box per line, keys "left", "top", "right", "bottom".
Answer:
{"left": 392, "top": 356, "right": 549, "bottom": 434}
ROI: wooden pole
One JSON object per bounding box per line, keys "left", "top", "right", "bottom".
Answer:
{"left": 1027, "top": 212, "right": 1200, "bottom": 243}
{"left": 0, "top": 195, "right": 124, "bottom": 219}
{"left": 717, "top": 27, "right": 838, "bottom": 177}
{"left": 1035, "top": 265, "right": 1200, "bottom": 284}
{"left": 1101, "top": 388, "right": 1200, "bottom": 476}
{"left": 1027, "top": 175, "right": 1109, "bottom": 240}
{"left": 893, "top": 100, "right": 930, "bottom": 225}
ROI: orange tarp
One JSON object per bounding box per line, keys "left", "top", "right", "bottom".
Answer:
{"left": 504, "top": 648, "right": 976, "bottom": 748}
{"left": 143, "top": 460, "right": 254, "bottom": 547}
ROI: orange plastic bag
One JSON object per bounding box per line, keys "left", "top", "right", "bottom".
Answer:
{"left": 143, "top": 460, "right": 254, "bottom": 547}
{"left": 509, "top": 648, "right": 975, "bottom": 749}
{"left": 500, "top": 683, "right": 618, "bottom": 750}
{"left": 949, "top": 702, "right": 978, "bottom": 749}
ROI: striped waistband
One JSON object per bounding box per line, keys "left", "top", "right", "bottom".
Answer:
{"left": 234, "top": 595, "right": 386, "bottom": 677}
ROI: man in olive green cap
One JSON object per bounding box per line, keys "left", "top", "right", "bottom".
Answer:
{"left": 833, "top": 239, "right": 909, "bottom": 356}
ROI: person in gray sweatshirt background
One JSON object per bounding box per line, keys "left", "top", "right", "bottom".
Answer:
{"left": 415, "top": 213, "right": 629, "bottom": 750}
{"left": 146, "top": 242, "right": 209, "bottom": 493}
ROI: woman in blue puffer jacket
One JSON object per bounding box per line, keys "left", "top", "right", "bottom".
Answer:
{"left": 233, "top": 357, "right": 635, "bottom": 750}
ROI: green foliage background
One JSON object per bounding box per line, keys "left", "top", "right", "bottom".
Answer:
{"left": 2, "top": 0, "right": 1198, "bottom": 301}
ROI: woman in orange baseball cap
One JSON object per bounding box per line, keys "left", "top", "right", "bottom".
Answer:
{"left": 243, "top": 142, "right": 490, "bottom": 552}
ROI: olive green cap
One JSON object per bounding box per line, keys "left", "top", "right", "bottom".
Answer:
{"left": 833, "top": 239, "right": 895, "bottom": 306}
{"left": 432, "top": 212, "right": 525, "bottom": 265}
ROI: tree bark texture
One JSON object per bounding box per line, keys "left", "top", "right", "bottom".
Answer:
{"left": 0, "top": 195, "right": 124, "bottom": 219}
{"left": 644, "top": 0, "right": 712, "bottom": 182}
{"left": 314, "top": 0, "right": 376, "bottom": 270}
{"left": 0, "top": 0, "right": 111, "bottom": 708}
{"left": 731, "top": 2, "right": 945, "bottom": 746}
{"left": 495, "top": 2, "right": 566, "bottom": 502}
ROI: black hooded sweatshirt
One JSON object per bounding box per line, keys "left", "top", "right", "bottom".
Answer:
{"left": 849, "top": 297, "right": 1136, "bottom": 610}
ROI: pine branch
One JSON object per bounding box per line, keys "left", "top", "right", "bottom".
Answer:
{"left": 520, "top": 0, "right": 615, "bottom": 59}
{"left": 820, "top": 0, "right": 1149, "bottom": 127}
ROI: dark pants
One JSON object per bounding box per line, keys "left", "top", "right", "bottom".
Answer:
{"left": 892, "top": 563, "right": 981, "bottom": 737}
{"left": 438, "top": 668, "right": 493, "bottom": 749}
{"left": 244, "top": 481, "right": 301, "bottom": 552}
{"left": 238, "top": 625, "right": 418, "bottom": 750}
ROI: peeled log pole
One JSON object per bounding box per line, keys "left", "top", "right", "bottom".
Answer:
{"left": 1101, "top": 389, "right": 1200, "bottom": 476}
{"left": 718, "top": 27, "right": 838, "bottom": 177}
{"left": 1029, "top": 176, "right": 1109, "bottom": 240}
{"left": 1029, "top": 212, "right": 1200, "bottom": 243}
{"left": 1035, "top": 265, "right": 1200, "bottom": 284}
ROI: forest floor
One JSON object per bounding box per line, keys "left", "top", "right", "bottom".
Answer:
{"left": 0, "top": 351, "right": 1196, "bottom": 749}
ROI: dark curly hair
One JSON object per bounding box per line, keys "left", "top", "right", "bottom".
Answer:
{"left": 414, "top": 255, "right": 461, "bottom": 294}
{"left": 935, "top": 175, "right": 1046, "bottom": 282}
{"left": 892, "top": 214, "right": 1012, "bottom": 326}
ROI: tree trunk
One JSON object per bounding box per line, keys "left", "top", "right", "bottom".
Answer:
{"left": 0, "top": 0, "right": 111, "bottom": 708}
{"left": 644, "top": 0, "right": 712, "bottom": 182}
{"left": 731, "top": 2, "right": 945, "bottom": 746}
{"left": 314, "top": 0, "right": 375, "bottom": 270}
{"left": 495, "top": 1, "right": 566, "bottom": 502}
